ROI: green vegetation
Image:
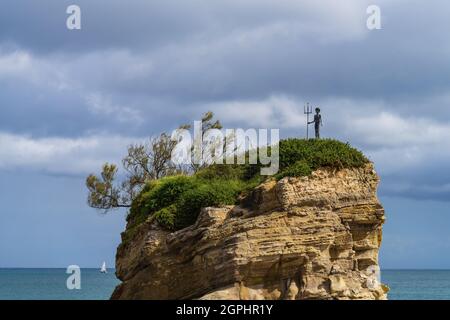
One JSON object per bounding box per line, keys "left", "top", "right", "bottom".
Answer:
{"left": 86, "top": 109, "right": 369, "bottom": 236}
{"left": 86, "top": 111, "right": 224, "bottom": 213}
{"left": 275, "top": 138, "right": 369, "bottom": 179}
{"left": 125, "top": 138, "right": 368, "bottom": 234}
{"left": 127, "top": 174, "right": 260, "bottom": 231}
{"left": 275, "top": 160, "right": 312, "bottom": 180}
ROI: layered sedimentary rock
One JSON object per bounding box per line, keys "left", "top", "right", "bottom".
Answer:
{"left": 112, "top": 164, "right": 388, "bottom": 300}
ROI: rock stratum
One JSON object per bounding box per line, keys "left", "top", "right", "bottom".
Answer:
{"left": 111, "top": 163, "right": 388, "bottom": 300}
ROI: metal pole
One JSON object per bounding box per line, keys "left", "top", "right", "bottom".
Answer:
{"left": 304, "top": 103, "right": 307, "bottom": 139}
{"left": 306, "top": 110, "right": 309, "bottom": 139}
{"left": 304, "top": 103, "right": 312, "bottom": 140}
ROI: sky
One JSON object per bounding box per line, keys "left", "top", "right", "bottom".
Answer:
{"left": 0, "top": 0, "right": 449, "bottom": 268}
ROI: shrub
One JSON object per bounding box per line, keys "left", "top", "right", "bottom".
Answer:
{"left": 278, "top": 138, "right": 368, "bottom": 172}
{"left": 244, "top": 139, "right": 368, "bottom": 180}
{"left": 126, "top": 138, "right": 369, "bottom": 232}
{"left": 175, "top": 179, "right": 246, "bottom": 229}
{"left": 195, "top": 164, "right": 245, "bottom": 181}
{"left": 126, "top": 176, "right": 196, "bottom": 229}
{"left": 154, "top": 204, "right": 177, "bottom": 230}
{"left": 126, "top": 175, "right": 252, "bottom": 232}
{"left": 140, "top": 175, "right": 197, "bottom": 213}
{"left": 275, "top": 160, "right": 312, "bottom": 180}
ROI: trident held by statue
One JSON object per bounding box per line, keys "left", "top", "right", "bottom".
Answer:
{"left": 304, "top": 103, "right": 313, "bottom": 139}
{"left": 304, "top": 103, "right": 323, "bottom": 139}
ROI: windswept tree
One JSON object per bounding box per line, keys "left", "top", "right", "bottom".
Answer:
{"left": 122, "top": 133, "right": 179, "bottom": 181}
{"left": 86, "top": 111, "right": 223, "bottom": 213}
{"left": 86, "top": 163, "right": 129, "bottom": 211}
{"left": 200, "top": 111, "right": 222, "bottom": 132}
{"left": 189, "top": 111, "right": 224, "bottom": 173}
{"left": 86, "top": 133, "right": 182, "bottom": 212}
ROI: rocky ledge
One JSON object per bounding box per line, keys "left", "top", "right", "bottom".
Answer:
{"left": 111, "top": 163, "right": 388, "bottom": 300}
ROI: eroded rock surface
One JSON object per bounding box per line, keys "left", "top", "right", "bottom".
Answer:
{"left": 112, "top": 164, "right": 388, "bottom": 300}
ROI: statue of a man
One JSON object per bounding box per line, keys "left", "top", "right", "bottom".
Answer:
{"left": 308, "top": 108, "right": 322, "bottom": 139}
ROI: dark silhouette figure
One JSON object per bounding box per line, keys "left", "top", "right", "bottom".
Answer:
{"left": 308, "top": 108, "right": 322, "bottom": 139}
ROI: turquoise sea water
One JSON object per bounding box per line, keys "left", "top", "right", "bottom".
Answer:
{"left": 382, "top": 270, "right": 450, "bottom": 300}
{"left": 1, "top": 269, "right": 450, "bottom": 300}
{"left": 0, "top": 268, "right": 119, "bottom": 300}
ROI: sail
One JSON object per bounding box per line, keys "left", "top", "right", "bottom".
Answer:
{"left": 100, "top": 261, "right": 107, "bottom": 273}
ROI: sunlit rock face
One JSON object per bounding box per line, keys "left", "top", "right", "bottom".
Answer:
{"left": 112, "top": 163, "right": 388, "bottom": 300}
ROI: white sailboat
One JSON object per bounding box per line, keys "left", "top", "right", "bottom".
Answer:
{"left": 100, "top": 261, "right": 107, "bottom": 273}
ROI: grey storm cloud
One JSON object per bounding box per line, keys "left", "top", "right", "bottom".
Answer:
{"left": 0, "top": 0, "right": 449, "bottom": 201}
{"left": 0, "top": 0, "right": 447, "bottom": 104}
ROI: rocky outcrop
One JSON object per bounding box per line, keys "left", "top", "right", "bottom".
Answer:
{"left": 111, "top": 164, "right": 388, "bottom": 300}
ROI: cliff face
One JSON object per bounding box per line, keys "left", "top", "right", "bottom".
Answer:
{"left": 112, "top": 163, "right": 388, "bottom": 300}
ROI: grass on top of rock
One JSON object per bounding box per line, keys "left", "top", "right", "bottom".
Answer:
{"left": 275, "top": 138, "right": 369, "bottom": 179}
{"left": 125, "top": 138, "right": 368, "bottom": 233}
{"left": 127, "top": 174, "right": 260, "bottom": 232}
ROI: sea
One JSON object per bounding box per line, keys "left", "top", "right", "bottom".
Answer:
{"left": 0, "top": 269, "right": 449, "bottom": 300}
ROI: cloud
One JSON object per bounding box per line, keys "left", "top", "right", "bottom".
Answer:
{"left": 85, "top": 93, "right": 143, "bottom": 124}
{"left": 0, "top": 132, "right": 138, "bottom": 175}
{"left": 348, "top": 111, "right": 450, "bottom": 147}
{"left": 0, "top": 50, "right": 31, "bottom": 76}
{"left": 0, "top": 1, "right": 449, "bottom": 203}
{"left": 199, "top": 94, "right": 450, "bottom": 201}
{"left": 0, "top": 49, "right": 68, "bottom": 90}
{"left": 0, "top": 0, "right": 371, "bottom": 53}
{"left": 209, "top": 96, "right": 304, "bottom": 128}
